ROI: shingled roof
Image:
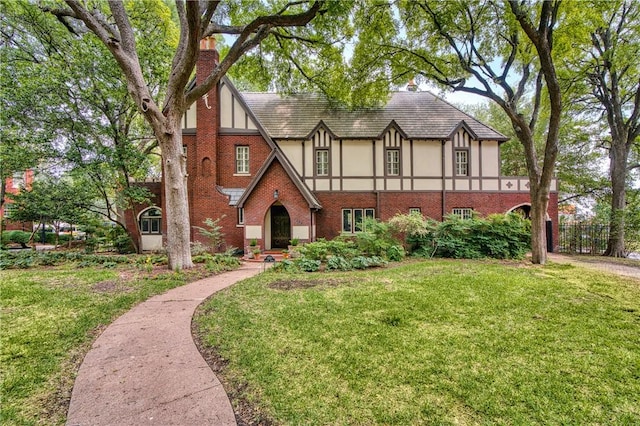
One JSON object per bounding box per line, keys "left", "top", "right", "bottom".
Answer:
{"left": 242, "top": 91, "right": 508, "bottom": 141}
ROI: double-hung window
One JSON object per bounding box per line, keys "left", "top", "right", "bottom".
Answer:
{"left": 236, "top": 146, "right": 249, "bottom": 174}
{"left": 316, "top": 149, "right": 329, "bottom": 176}
{"left": 342, "top": 208, "right": 375, "bottom": 233}
{"left": 452, "top": 208, "right": 473, "bottom": 220}
{"left": 455, "top": 150, "right": 468, "bottom": 176}
{"left": 386, "top": 149, "right": 400, "bottom": 176}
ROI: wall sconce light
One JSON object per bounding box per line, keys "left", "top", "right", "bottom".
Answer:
{"left": 274, "top": 189, "right": 279, "bottom": 199}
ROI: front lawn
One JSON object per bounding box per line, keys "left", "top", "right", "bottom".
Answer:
{"left": 0, "top": 264, "right": 214, "bottom": 425}
{"left": 195, "top": 259, "right": 640, "bottom": 425}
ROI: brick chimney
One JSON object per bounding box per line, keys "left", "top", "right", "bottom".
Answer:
{"left": 192, "top": 36, "right": 220, "bottom": 220}
{"left": 197, "top": 37, "right": 219, "bottom": 84}
{"left": 407, "top": 78, "right": 418, "bottom": 92}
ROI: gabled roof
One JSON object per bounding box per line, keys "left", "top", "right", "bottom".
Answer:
{"left": 448, "top": 120, "right": 479, "bottom": 140}
{"left": 379, "top": 120, "right": 408, "bottom": 139}
{"left": 305, "top": 120, "right": 338, "bottom": 140}
{"left": 236, "top": 151, "right": 322, "bottom": 209}
{"left": 242, "top": 91, "right": 508, "bottom": 141}
{"left": 219, "top": 76, "right": 321, "bottom": 210}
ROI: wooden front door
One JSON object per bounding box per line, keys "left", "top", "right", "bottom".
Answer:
{"left": 270, "top": 205, "right": 291, "bottom": 249}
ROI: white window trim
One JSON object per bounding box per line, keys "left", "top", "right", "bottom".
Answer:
{"left": 139, "top": 207, "right": 162, "bottom": 235}
{"left": 386, "top": 149, "right": 400, "bottom": 176}
{"left": 455, "top": 149, "right": 469, "bottom": 176}
{"left": 12, "top": 172, "right": 24, "bottom": 189}
{"left": 237, "top": 207, "right": 245, "bottom": 226}
{"left": 315, "top": 149, "right": 329, "bottom": 176}
{"left": 452, "top": 208, "right": 473, "bottom": 220}
{"left": 236, "top": 146, "right": 249, "bottom": 174}
{"left": 342, "top": 208, "right": 375, "bottom": 233}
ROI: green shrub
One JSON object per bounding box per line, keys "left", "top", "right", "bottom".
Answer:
{"left": 42, "top": 232, "right": 72, "bottom": 245}
{"left": 299, "top": 239, "right": 358, "bottom": 261}
{"left": 326, "top": 256, "right": 352, "bottom": 271}
{"left": 269, "top": 259, "right": 299, "bottom": 273}
{"left": 3, "top": 230, "right": 31, "bottom": 247}
{"left": 193, "top": 216, "right": 226, "bottom": 252}
{"left": 350, "top": 256, "right": 387, "bottom": 269}
{"left": 418, "top": 214, "right": 531, "bottom": 260}
{"left": 113, "top": 233, "right": 135, "bottom": 254}
{"left": 193, "top": 253, "right": 214, "bottom": 264}
{"left": 386, "top": 245, "right": 405, "bottom": 262}
{"left": 0, "top": 251, "right": 132, "bottom": 270}
{"left": 296, "top": 258, "right": 321, "bottom": 272}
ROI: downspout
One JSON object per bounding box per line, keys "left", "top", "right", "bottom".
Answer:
{"left": 376, "top": 191, "right": 381, "bottom": 219}
{"left": 310, "top": 208, "right": 314, "bottom": 242}
{"left": 441, "top": 140, "right": 446, "bottom": 219}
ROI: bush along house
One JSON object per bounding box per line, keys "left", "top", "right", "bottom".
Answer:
{"left": 128, "top": 39, "right": 558, "bottom": 253}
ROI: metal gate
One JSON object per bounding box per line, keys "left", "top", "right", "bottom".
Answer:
{"left": 558, "top": 222, "right": 609, "bottom": 255}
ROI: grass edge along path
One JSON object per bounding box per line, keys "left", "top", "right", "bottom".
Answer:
{"left": 0, "top": 265, "right": 216, "bottom": 426}
{"left": 195, "top": 259, "right": 640, "bottom": 425}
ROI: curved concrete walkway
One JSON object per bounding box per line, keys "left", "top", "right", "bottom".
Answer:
{"left": 66, "top": 263, "right": 262, "bottom": 426}
{"left": 548, "top": 253, "right": 640, "bottom": 280}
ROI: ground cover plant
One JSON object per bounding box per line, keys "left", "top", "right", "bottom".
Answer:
{"left": 0, "top": 254, "right": 239, "bottom": 425}
{"left": 194, "top": 259, "right": 640, "bottom": 425}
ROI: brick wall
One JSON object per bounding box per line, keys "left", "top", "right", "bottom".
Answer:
{"left": 243, "top": 158, "right": 312, "bottom": 247}
{"left": 123, "top": 181, "right": 162, "bottom": 250}
{"left": 314, "top": 190, "right": 560, "bottom": 250}
{"left": 1, "top": 170, "right": 35, "bottom": 231}
{"left": 217, "top": 134, "right": 272, "bottom": 188}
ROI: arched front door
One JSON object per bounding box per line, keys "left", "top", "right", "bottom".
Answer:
{"left": 270, "top": 204, "right": 291, "bottom": 249}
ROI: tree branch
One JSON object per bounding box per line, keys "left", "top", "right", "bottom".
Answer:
{"left": 186, "top": 1, "right": 322, "bottom": 105}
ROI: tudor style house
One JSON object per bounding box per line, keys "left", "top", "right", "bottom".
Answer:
{"left": 130, "top": 40, "right": 558, "bottom": 253}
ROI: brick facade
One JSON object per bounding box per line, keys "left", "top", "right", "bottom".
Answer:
{"left": 314, "top": 191, "right": 559, "bottom": 249}
{"left": 1, "top": 170, "right": 35, "bottom": 232}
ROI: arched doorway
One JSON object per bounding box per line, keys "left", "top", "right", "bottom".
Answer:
{"left": 508, "top": 203, "right": 531, "bottom": 219}
{"left": 507, "top": 203, "right": 555, "bottom": 252}
{"left": 270, "top": 204, "right": 291, "bottom": 249}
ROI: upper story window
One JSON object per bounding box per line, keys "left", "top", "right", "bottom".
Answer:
{"left": 12, "top": 172, "right": 24, "bottom": 189}
{"left": 452, "top": 208, "right": 473, "bottom": 220}
{"left": 455, "top": 150, "right": 468, "bottom": 176}
{"left": 316, "top": 149, "right": 329, "bottom": 176}
{"left": 386, "top": 149, "right": 400, "bottom": 176}
{"left": 140, "top": 208, "right": 162, "bottom": 234}
{"left": 236, "top": 146, "right": 249, "bottom": 174}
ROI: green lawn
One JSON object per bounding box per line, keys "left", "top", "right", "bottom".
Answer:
{"left": 195, "top": 259, "right": 640, "bottom": 425}
{"left": 0, "top": 265, "right": 199, "bottom": 425}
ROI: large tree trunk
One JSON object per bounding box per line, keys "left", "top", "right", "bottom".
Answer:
{"left": 529, "top": 185, "right": 550, "bottom": 265}
{"left": 156, "top": 115, "right": 193, "bottom": 270}
{"left": 604, "top": 140, "right": 628, "bottom": 257}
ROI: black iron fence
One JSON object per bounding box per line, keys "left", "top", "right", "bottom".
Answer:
{"left": 558, "top": 222, "right": 609, "bottom": 255}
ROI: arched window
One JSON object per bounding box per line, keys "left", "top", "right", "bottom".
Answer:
{"left": 140, "top": 208, "right": 162, "bottom": 235}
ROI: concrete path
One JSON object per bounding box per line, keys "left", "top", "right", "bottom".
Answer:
{"left": 548, "top": 253, "right": 640, "bottom": 280}
{"left": 66, "top": 263, "right": 262, "bottom": 426}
